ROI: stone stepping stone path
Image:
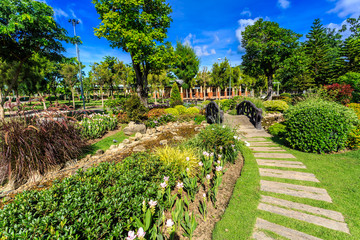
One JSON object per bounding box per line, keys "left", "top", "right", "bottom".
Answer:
{"left": 239, "top": 135, "right": 350, "bottom": 239}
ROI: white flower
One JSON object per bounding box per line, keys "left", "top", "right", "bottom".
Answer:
{"left": 126, "top": 231, "right": 137, "bottom": 240}
{"left": 210, "top": 152, "right": 214, "bottom": 157}
{"left": 217, "top": 160, "right": 221, "bottom": 165}
{"left": 206, "top": 174, "right": 211, "bottom": 180}
{"left": 148, "top": 200, "right": 157, "bottom": 208}
{"left": 137, "top": 227, "right": 146, "bottom": 238}
{"left": 244, "top": 141, "right": 250, "bottom": 147}
{"left": 160, "top": 182, "right": 167, "bottom": 188}
{"left": 231, "top": 144, "right": 235, "bottom": 148}
{"left": 163, "top": 176, "right": 169, "bottom": 182}
{"left": 218, "top": 154, "right": 222, "bottom": 159}
{"left": 198, "top": 161, "right": 203, "bottom": 167}
{"left": 222, "top": 125, "right": 225, "bottom": 128}
{"left": 186, "top": 168, "right": 190, "bottom": 172}
{"left": 216, "top": 166, "right": 223, "bottom": 172}
{"left": 186, "top": 157, "right": 190, "bottom": 161}
{"left": 203, "top": 193, "right": 206, "bottom": 198}
{"left": 219, "top": 146, "right": 223, "bottom": 150}
{"left": 166, "top": 219, "right": 174, "bottom": 227}
{"left": 203, "top": 151, "right": 209, "bottom": 157}
{"left": 177, "top": 182, "right": 184, "bottom": 188}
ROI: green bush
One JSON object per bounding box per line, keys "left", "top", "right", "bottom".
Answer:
{"left": 164, "top": 108, "right": 179, "bottom": 116}
{"left": 170, "top": 83, "right": 183, "bottom": 107}
{"left": 124, "top": 94, "right": 148, "bottom": 123}
{"left": 338, "top": 72, "right": 360, "bottom": 102}
{"left": 284, "top": 99, "right": 358, "bottom": 153}
{"left": 185, "top": 107, "right": 200, "bottom": 115}
{"left": 346, "top": 103, "right": 360, "bottom": 149}
{"left": 194, "top": 115, "right": 206, "bottom": 124}
{"left": 263, "top": 100, "right": 289, "bottom": 112}
{"left": 0, "top": 152, "right": 176, "bottom": 239}
{"left": 268, "top": 123, "right": 287, "bottom": 137}
{"left": 175, "top": 105, "right": 187, "bottom": 114}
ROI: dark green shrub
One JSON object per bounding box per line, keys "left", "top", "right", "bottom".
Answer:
{"left": 268, "top": 123, "right": 287, "bottom": 137}
{"left": 263, "top": 100, "right": 289, "bottom": 112}
{"left": 170, "top": 83, "right": 183, "bottom": 107}
{"left": 284, "top": 99, "right": 358, "bottom": 153}
{"left": 124, "top": 94, "right": 148, "bottom": 123}
{"left": 0, "top": 153, "right": 176, "bottom": 239}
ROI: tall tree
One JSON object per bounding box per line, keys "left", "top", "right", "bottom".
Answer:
{"left": 303, "top": 19, "right": 332, "bottom": 86}
{"left": 241, "top": 18, "right": 301, "bottom": 100}
{"left": 60, "top": 62, "right": 78, "bottom": 108}
{"left": 211, "top": 58, "right": 231, "bottom": 90}
{"left": 90, "top": 62, "right": 111, "bottom": 108}
{"left": 0, "top": 0, "right": 73, "bottom": 119}
{"left": 148, "top": 70, "right": 169, "bottom": 103}
{"left": 93, "top": 0, "right": 174, "bottom": 106}
{"left": 172, "top": 41, "right": 200, "bottom": 87}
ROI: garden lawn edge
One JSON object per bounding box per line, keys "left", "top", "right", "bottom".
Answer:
{"left": 212, "top": 145, "right": 260, "bottom": 239}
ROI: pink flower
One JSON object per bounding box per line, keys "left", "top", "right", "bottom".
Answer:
{"left": 148, "top": 200, "right": 157, "bottom": 208}
{"left": 206, "top": 174, "right": 211, "bottom": 180}
{"left": 203, "top": 151, "right": 209, "bottom": 157}
{"left": 203, "top": 193, "right": 206, "bottom": 198}
{"left": 219, "top": 146, "right": 223, "bottom": 150}
{"left": 160, "top": 182, "right": 167, "bottom": 188}
{"left": 186, "top": 157, "right": 190, "bottom": 161}
{"left": 126, "top": 231, "right": 137, "bottom": 240}
{"left": 163, "top": 176, "right": 169, "bottom": 182}
{"left": 137, "top": 227, "right": 146, "bottom": 239}
{"left": 198, "top": 161, "right": 203, "bottom": 167}
{"left": 218, "top": 154, "right": 222, "bottom": 159}
{"left": 177, "top": 182, "right": 184, "bottom": 189}
{"left": 210, "top": 152, "right": 214, "bottom": 157}
{"left": 216, "top": 166, "right": 223, "bottom": 172}
{"left": 166, "top": 219, "right": 174, "bottom": 227}
{"left": 217, "top": 160, "right": 221, "bottom": 165}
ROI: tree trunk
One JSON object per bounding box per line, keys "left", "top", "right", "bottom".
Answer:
{"left": 71, "top": 89, "right": 75, "bottom": 109}
{"left": 265, "top": 75, "right": 273, "bottom": 100}
{"left": 101, "top": 86, "right": 104, "bottom": 108}
{"left": 0, "top": 91, "right": 5, "bottom": 120}
{"left": 203, "top": 82, "right": 206, "bottom": 101}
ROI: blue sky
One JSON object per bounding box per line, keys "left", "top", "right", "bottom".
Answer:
{"left": 43, "top": 0, "right": 360, "bottom": 74}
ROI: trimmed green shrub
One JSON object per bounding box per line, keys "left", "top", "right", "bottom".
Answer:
{"left": 185, "top": 107, "right": 200, "bottom": 115}
{"left": 170, "top": 83, "right": 183, "bottom": 107}
{"left": 124, "top": 94, "right": 148, "bottom": 123}
{"left": 175, "top": 105, "right": 187, "bottom": 114}
{"left": 284, "top": 99, "right": 358, "bottom": 153}
{"left": 164, "top": 108, "right": 179, "bottom": 116}
{"left": 264, "top": 100, "right": 289, "bottom": 112}
{"left": 346, "top": 103, "right": 360, "bottom": 149}
{"left": 268, "top": 123, "right": 287, "bottom": 137}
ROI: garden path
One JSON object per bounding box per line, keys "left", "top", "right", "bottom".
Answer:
{"left": 224, "top": 114, "right": 350, "bottom": 240}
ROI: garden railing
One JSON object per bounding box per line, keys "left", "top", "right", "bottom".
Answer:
{"left": 236, "top": 100, "right": 263, "bottom": 129}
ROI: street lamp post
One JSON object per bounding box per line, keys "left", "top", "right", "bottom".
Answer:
{"left": 69, "top": 19, "right": 85, "bottom": 110}
{"left": 218, "top": 58, "right": 231, "bottom": 99}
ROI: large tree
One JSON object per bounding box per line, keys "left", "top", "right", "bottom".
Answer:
{"left": 241, "top": 18, "right": 301, "bottom": 100}
{"left": 93, "top": 0, "right": 174, "bottom": 106}
{"left": 172, "top": 41, "right": 200, "bottom": 87}
{"left": 0, "top": 0, "right": 73, "bottom": 119}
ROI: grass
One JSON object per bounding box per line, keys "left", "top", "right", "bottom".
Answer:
{"left": 212, "top": 145, "right": 260, "bottom": 239}
{"left": 213, "top": 136, "right": 360, "bottom": 239}
{"left": 83, "top": 125, "right": 132, "bottom": 156}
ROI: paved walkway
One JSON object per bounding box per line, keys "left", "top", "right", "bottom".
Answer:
{"left": 224, "top": 114, "right": 350, "bottom": 240}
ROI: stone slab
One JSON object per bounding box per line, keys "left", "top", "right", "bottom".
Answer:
{"left": 252, "top": 231, "right": 276, "bottom": 240}
{"left": 258, "top": 203, "right": 349, "bottom": 233}
{"left": 260, "top": 195, "right": 345, "bottom": 222}
{"left": 250, "top": 142, "right": 275, "bottom": 146}
{"left": 255, "top": 218, "right": 322, "bottom": 240}
{"left": 255, "top": 153, "right": 296, "bottom": 159}
{"left": 251, "top": 147, "right": 287, "bottom": 152}
{"left": 241, "top": 138, "right": 268, "bottom": 142}
{"left": 257, "top": 159, "right": 306, "bottom": 169}
{"left": 259, "top": 168, "right": 319, "bottom": 182}
{"left": 260, "top": 180, "right": 332, "bottom": 202}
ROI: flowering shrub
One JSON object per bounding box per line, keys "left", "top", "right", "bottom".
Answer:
{"left": 284, "top": 98, "right": 358, "bottom": 153}
{"left": 79, "top": 113, "right": 118, "bottom": 139}
{"left": 117, "top": 111, "right": 129, "bottom": 123}
{"left": 323, "top": 83, "right": 354, "bottom": 105}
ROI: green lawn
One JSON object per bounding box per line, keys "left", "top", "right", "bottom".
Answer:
{"left": 213, "top": 138, "right": 360, "bottom": 240}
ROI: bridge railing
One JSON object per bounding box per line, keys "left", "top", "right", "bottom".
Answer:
{"left": 236, "top": 100, "right": 263, "bottom": 129}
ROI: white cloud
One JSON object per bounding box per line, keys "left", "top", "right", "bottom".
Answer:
{"left": 182, "top": 33, "right": 217, "bottom": 57}
{"left": 194, "top": 46, "right": 211, "bottom": 56}
{"left": 241, "top": 10, "right": 252, "bottom": 17}
{"left": 328, "top": 0, "right": 360, "bottom": 18}
{"left": 278, "top": 0, "right": 291, "bottom": 9}
{"left": 210, "top": 49, "right": 216, "bottom": 55}
{"left": 235, "top": 18, "right": 260, "bottom": 52}
{"left": 326, "top": 20, "right": 352, "bottom": 38}
{"left": 69, "top": 9, "right": 83, "bottom": 24}
{"left": 53, "top": 8, "right": 68, "bottom": 20}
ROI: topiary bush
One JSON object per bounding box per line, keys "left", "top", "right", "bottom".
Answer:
{"left": 170, "top": 83, "right": 183, "bottom": 107}
{"left": 174, "top": 105, "right": 187, "bottom": 114}
{"left": 284, "top": 99, "right": 358, "bottom": 153}
{"left": 124, "top": 94, "right": 148, "bottom": 123}
{"left": 185, "top": 107, "right": 200, "bottom": 115}
{"left": 264, "top": 100, "right": 289, "bottom": 113}
{"left": 346, "top": 103, "right": 360, "bottom": 149}
{"left": 164, "top": 108, "right": 179, "bottom": 116}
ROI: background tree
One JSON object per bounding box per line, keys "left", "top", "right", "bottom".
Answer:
{"left": 170, "top": 82, "right": 182, "bottom": 107}
{"left": 196, "top": 67, "right": 211, "bottom": 101}
{"left": 211, "top": 59, "right": 231, "bottom": 92}
{"left": 60, "top": 62, "right": 78, "bottom": 108}
{"left": 93, "top": 0, "right": 174, "bottom": 106}
{"left": 90, "top": 62, "right": 111, "bottom": 108}
{"left": 172, "top": 41, "right": 200, "bottom": 89}
{"left": 148, "top": 70, "right": 170, "bottom": 103}
{"left": 0, "top": 0, "right": 73, "bottom": 119}
{"left": 241, "top": 18, "right": 301, "bottom": 100}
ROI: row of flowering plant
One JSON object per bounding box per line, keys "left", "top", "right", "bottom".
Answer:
{"left": 78, "top": 113, "right": 118, "bottom": 139}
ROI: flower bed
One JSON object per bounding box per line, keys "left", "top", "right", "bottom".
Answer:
{"left": 79, "top": 113, "right": 118, "bottom": 139}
